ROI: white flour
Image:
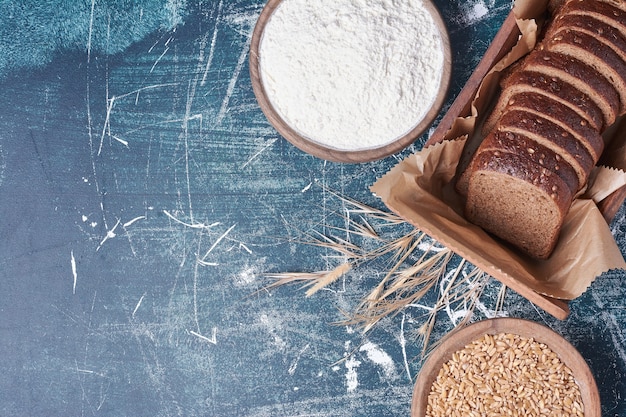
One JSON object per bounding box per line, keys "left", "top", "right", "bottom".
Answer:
{"left": 359, "top": 341, "right": 397, "bottom": 380}
{"left": 259, "top": 0, "right": 446, "bottom": 151}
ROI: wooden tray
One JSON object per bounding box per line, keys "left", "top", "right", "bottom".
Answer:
{"left": 424, "top": 10, "right": 626, "bottom": 319}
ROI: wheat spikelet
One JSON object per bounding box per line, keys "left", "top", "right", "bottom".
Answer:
{"left": 304, "top": 263, "right": 351, "bottom": 297}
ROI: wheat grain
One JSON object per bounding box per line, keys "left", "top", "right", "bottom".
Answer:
{"left": 426, "top": 333, "right": 584, "bottom": 417}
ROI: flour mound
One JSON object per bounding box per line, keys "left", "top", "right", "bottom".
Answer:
{"left": 259, "top": 0, "right": 445, "bottom": 151}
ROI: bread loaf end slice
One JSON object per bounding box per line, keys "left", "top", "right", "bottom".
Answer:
{"left": 466, "top": 150, "right": 573, "bottom": 259}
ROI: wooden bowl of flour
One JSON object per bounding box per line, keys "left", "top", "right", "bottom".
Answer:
{"left": 250, "top": 0, "right": 452, "bottom": 163}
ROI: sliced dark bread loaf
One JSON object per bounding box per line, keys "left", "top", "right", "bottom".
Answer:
{"left": 466, "top": 150, "right": 573, "bottom": 259}
{"left": 502, "top": 92, "right": 605, "bottom": 162}
{"left": 482, "top": 70, "right": 605, "bottom": 135}
{"left": 497, "top": 109, "right": 595, "bottom": 189}
{"left": 544, "top": 28, "right": 626, "bottom": 113}
{"left": 522, "top": 50, "right": 620, "bottom": 127}
{"left": 458, "top": 1, "right": 626, "bottom": 260}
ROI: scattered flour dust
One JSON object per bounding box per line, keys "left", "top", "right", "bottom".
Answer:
{"left": 359, "top": 341, "right": 397, "bottom": 380}
{"left": 462, "top": 0, "right": 490, "bottom": 24}
{"left": 0, "top": 143, "right": 4, "bottom": 187}
{"left": 259, "top": 0, "right": 446, "bottom": 151}
{"left": 342, "top": 340, "right": 397, "bottom": 392}
{"left": 345, "top": 356, "right": 361, "bottom": 392}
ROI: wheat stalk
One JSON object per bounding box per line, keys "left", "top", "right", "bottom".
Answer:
{"left": 263, "top": 263, "right": 351, "bottom": 294}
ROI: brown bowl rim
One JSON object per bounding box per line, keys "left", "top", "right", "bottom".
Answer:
{"left": 411, "top": 317, "right": 601, "bottom": 417}
{"left": 249, "top": 0, "right": 452, "bottom": 163}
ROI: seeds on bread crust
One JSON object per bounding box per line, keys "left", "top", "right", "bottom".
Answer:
{"left": 549, "top": 13, "right": 626, "bottom": 64}
{"left": 497, "top": 109, "right": 595, "bottom": 189}
{"left": 478, "top": 129, "right": 580, "bottom": 193}
{"left": 503, "top": 91, "right": 605, "bottom": 162}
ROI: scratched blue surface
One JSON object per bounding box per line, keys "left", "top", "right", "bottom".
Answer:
{"left": 0, "top": 1, "right": 624, "bottom": 416}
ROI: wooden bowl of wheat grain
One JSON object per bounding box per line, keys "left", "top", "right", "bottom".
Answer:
{"left": 412, "top": 318, "right": 600, "bottom": 417}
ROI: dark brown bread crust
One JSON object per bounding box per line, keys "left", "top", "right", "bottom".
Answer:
{"left": 504, "top": 92, "right": 605, "bottom": 162}
{"left": 522, "top": 50, "right": 620, "bottom": 126}
{"left": 497, "top": 109, "right": 595, "bottom": 188}
{"left": 544, "top": 28, "right": 626, "bottom": 112}
{"left": 477, "top": 129, "right": 581, "bottom": 192}
{"left": 598, "top": 0, "right": 626, "bottom": 13}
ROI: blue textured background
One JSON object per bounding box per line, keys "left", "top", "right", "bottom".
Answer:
{"left": 0, "top": 1, "right": 624, "bottom": 416}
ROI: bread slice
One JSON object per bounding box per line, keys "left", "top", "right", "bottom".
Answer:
{"left": 478, "top": 129, "right": 581, "bottom": 192}
{"left": 482, "top": 70, "right": 605, "bottom": 135}
{"left": 466, "top": 150, "right": 573, "bottom": 259}
{"left": 503, "top": 92, "right": 605, "bottom": 162}
{"left": 560, "top": 0, "right": 626, "bottom": 39}
{"left": 549, "top": 14, "right": 626, "bottom": 64}
{"left": 497, "top": 109, "right": 595, "bottom": 189}
{"left": 522, "top": 50, "right": 620, "bottom": 127}
{"left": 544, "top": 28, "right": 626, "bottom": 113}
{"left": 455, "top": 128, "right": 581, "bottom": 198}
